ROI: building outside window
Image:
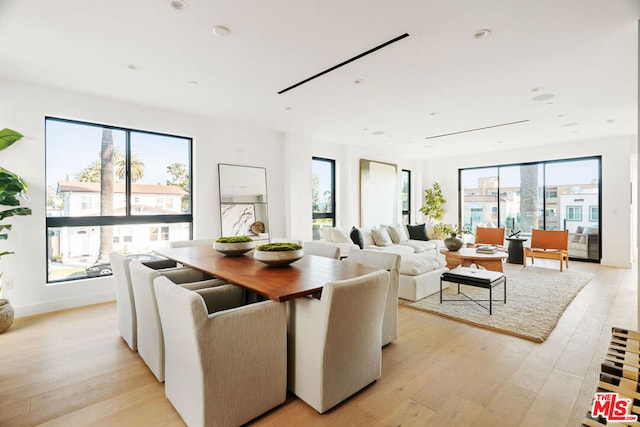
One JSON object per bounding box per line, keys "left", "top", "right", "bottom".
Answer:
{"left": 312, "top": 157, "right": 336, "bottom": 239}
{"left": 589, "top": 206, "right": 599, "bottom": 222}
{"left": 45, "top": 117, "right": 193, "bottom": 282}
{"left": 567, "top": 206, "right": 582, "bottom": 221}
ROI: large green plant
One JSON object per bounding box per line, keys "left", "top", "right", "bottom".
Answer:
{"left": 419, "top": 182, "right": 446, "bottom": 222}
{"left": 0, "top": 128, "right": 32, "bottom": 263}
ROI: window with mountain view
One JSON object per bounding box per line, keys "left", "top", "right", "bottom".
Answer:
{"left": 45, "top": 117, "right": 193, "bottom": 282}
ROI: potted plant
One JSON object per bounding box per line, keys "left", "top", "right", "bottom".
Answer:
{"left": 254, "top": 242, "right": 303, "bottom": 266}
{"left": 0, "top": 128, "right": 33, "bottom": 333}
{"left": 419, "top": 182, "right": 446, "bottom": 222}
{"left": 213, "top": 236, "right": 256, "bottom": 256}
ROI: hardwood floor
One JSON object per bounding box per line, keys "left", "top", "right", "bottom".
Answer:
{"left": 1, "top": 260, "right": 636, "bottom": 426}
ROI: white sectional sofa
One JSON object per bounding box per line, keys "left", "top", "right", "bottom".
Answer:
{"left": 317, "top": 224, "right": 449, "bottom": 301}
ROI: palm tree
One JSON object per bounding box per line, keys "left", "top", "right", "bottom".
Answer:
{"left": 74, "top": 161, "right": 100, "bottom": 183}
{"left": 95, "top": 129, "right": 114, "bottom": 263}
{"left": 114, "top": 150, "right": 145, "bottom": 183}
{"left": 519, "top": 165, "right": 538, "bottom": 233}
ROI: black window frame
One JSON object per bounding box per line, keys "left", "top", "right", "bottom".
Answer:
{"left": 45, "top": 116, "right": 193, "bottom": 283}
{"left": 311, "top": 157, "right": 336, "bottom": 228}
{"left": 401, "top": 169, "right": 411, "bottom": 224}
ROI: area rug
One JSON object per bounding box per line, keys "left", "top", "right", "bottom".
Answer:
{"left": 399, "top": 264, "right": 593, "bottom": 342}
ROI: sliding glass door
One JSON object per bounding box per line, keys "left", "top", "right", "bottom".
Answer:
{"left": 460, "top": 156, "right": 601, "bottom": 262}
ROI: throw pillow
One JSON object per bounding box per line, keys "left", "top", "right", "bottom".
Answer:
{"left": 350, "top": 226, "right": 364, "bottom": 249}
{"left": 331, "top": 228, "right": 351, "bottom": 243}
{"left": 386, "top": 224, "right": 409, "bottom": 244}
{"left": 320, "top": 227, "right": 333, "bottom": 242}
{"left": 406, "top": 223, "right": 429, "bottom": 241}
{"left": 371, "top": 226, "right": 393, "bottom": 247}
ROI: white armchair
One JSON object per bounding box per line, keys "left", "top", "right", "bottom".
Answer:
{"left": 303, "top": 241, "right": 340, "bottom": 259}
{"left": 287, "top": 270, "right": 390, "bottom": 413}
{"left": 110, "top": 252, "right": 138, "bottom": 351}
{"left": 129, "top": 261, "right": 229, "bottom": 382}
{"left": 345, "top": 250, "right": 400, "bottom": 346}
{"left": 154, "top": 277, "right": 287, "bottom": 427}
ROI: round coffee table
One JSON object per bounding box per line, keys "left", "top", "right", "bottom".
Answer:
{"left": 440, "top": 247, "right": 508, "bottom": 272}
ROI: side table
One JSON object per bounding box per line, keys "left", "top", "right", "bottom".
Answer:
{"left": 505, "top": 237, "right": 527, "bottom": 264}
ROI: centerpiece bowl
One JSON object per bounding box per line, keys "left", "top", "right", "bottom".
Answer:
{"left": 214, "top": 236, "right": 256, "bottom": 256}
{"left": 254, "top": 242, "right": 304, "bottom": 266}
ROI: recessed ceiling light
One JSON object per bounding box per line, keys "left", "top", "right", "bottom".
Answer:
{"left": 188, "top": 80, "right": 199, "bottom": 85}
{"left": 497, "top": 141, "right": 504, "bottom": 144}
{"left": 531, "top": 87, "right": 543, "bottom": 92}
{"left": 557, "top": 114, "right": 565, "bottom": 118}
{"left": 127, "top": 64, "right": 140, "bottom": 70}
{"left": 545, "top": 102, "right": 554, "bottom": 106}
{"left": 170, "top": 0, "right": 187, "bottom": 10}
{"left": 474, "top": 29, "right": 491, "bottom": 39}
{"left": 285, "top": 106, "right": 292, "bottom": 111}
{"left": 212, "top": 25, "right": 231, "bottom": 36}
{"left": 372, "top": 130, "right": 385, "bottom": 135}
{"left": 429, "top": 112, "right": 437, "bottom": 116}
{"left": 606, "top": 118, "right": 616, "bottom": 124}
{"left": 532, "top": 93, "right": 555, "bottom": 102}
{"left": 354, "top": 79, "right": 363, "bottom": 85}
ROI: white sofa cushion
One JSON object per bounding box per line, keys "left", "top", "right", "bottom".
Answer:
{"left": 331, "top": 228, "right": 351, "bottom": 243}
{"left": 399, "top": 253, "right": 447, "bottom": 276}
{"left": 371, "top": 227, "right": 393, "bottom": 247}
{"left": 399, "top": 240, "right": 437, "bottom": 253}
{"left": 360, "top": 228, "right": 376, "bottom": 247}
{"left": 320, "top": 227, "right": 333, "bottom": 241}
{"left": 365, "top": 244, "right": 414, "bottom": 255}
{"left": 386, "top": 224, "right": 409, "bottom": 244}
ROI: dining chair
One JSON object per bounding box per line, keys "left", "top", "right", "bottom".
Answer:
{"left": 303, "top": 241, "right": 340, "bottom": 259}
{"left": 287, "top": 270, "right": 390, "bottom": 413}
{"left": 344, "top": 250, "right": 399, "bottom": 346}
{"left": 169, "top": 238, "right": 216, "bottom": 248}
{"left": 129, "top": 261, "right": 230, "bottom": 382}
{"left": 154, "top": 276, "right": 286, "bottom": 427}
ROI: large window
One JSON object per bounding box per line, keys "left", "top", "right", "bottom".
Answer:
{"left": 460, "top": 156, "right": 601, "bottom": 261}
{"left": 45, "top": 118, "right": 193, "bottom": 282}
{"left": 402, "top": 169, "right": 411, "bottom": 224}
{"left": 312, "top": 157, "right": 335, "bottom": 239}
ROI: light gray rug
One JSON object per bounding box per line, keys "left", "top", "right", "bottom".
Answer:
{"left": 399, "top": 264, "right": 593, "bottom": 342}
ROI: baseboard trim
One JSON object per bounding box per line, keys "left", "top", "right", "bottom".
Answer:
{"left": 13, "top": 291, "right": 116, "bottom": 318}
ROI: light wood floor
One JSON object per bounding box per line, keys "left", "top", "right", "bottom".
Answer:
{"left": 0, "top": 260, "right": 636, "bottom": 427}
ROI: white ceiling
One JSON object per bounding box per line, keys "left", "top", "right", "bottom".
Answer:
{"left": 0, "top": 0, "right": 638, "bottom": 158}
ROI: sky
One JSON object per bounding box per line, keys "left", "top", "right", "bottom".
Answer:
{"left": 45, "top": 119, "right": 190, "bottom": 187}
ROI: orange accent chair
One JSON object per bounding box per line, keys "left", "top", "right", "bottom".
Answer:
{"left": 475, "top": 227, "right": 506, "bottom": 250}
{"left": 524, "top": 229, "right": 569, "bottom": 272}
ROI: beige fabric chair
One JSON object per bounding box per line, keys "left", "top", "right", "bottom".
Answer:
{"left": 154, "top": 276, "right": 287, "bottom": 427}
{"left": 303, "top": 241, "right": 340, "bottom": 259}
{"left": 129, "top": 261, "right": 228, "bottom": 382}
{"left": 110, "top": 252, "right": 138, "bottom": 351}
{"left": 169, "top": 238, "right": 216, "bottom": 248}
{"left": 287, "top": 270, "right": 390, "bottom": 413}
{"left": 345, "top": 250, "right": 400, "bottom": 346}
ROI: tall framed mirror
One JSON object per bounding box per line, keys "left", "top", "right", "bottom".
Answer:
{"left": 360, "top": 159, "right": 398, "bottom": 227}
{"left": 218, "top": 164, "right": 269, "bottom": 239}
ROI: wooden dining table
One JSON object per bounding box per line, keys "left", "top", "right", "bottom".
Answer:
{"left": 154, "top": 245, "right": 379, "bottom": 302}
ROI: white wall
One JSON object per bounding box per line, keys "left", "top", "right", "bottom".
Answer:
{"left": 0, "top": 78, "right": 286, "bottom": 316}
{"left": 422, "top": 137, "right": 636, "bottom": 268}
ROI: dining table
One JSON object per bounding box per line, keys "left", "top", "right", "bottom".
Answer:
{"left": 154, "top": 245, "right": 380, "bottom": 302}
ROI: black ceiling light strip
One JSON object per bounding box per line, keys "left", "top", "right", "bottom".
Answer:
{"left": 277, "top": 33, "right": 410, "bottom": 95}
{"left": 424, "top": 119, "right": 530, "bottom": 140}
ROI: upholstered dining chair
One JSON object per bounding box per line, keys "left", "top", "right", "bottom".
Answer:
{"left": 110, "top": 252, "right": 180, "bottom": 351}
{"left": 303, "top": 241, "right": 340, "bottom": 259}
{"left": 129, "top": 261, "right": 229, "bottom": 382}
{"left": 154, "top": 276, "right": 287, "bottom": 427}
{"left": 344, "top": 250, "right": 400, "bottom": 346}
{"left": 168, "top": 238, "right": 216, "bottom": 248}
{"left": 287, "top": 270, "right": 390, "bottom": 413}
